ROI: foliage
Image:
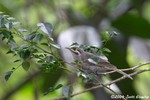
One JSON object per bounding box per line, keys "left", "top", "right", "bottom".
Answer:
{"left": 0, "top": 12, "right": 119, "bottom": 99}
{"left": 0, "top": 12, "right": 62, "bottom": 82}
{"left": 1, "top": 0, "right": 150, "bottom": 100}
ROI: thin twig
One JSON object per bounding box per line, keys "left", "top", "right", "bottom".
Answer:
{"left": 65, "top": 62, "right": 121, "bottom": 97}
{"left": 102, "top": 62, "right": 150, "bottom": 75}
{"left": 53, "top": 67, "right": 150, "bottom": 100}
{"left": 93, "top": 77, "right": 118, "bottom": 95}
{"left": 121, "top": 62, "right": 150, "bottom": 71}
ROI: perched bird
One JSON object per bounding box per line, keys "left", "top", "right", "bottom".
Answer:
{"left": 66, "top": 47, "right": 133, "bottom": 80}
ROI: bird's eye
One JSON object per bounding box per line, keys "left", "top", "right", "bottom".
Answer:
{"left": 73, "top": 48, "right": 77, "bottom": 51}
{"left": 71, "top": 47, "right": 76, "bottom": 51}
{"left": 71, "top": 48, "right": 80, "bottom": 55}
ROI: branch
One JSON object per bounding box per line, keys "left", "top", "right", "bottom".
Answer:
{"left": 54, "top": 65, "right": 150, "bottom": 100}
{"left": 102, "top": 61, "right": 150, "bottom": 75}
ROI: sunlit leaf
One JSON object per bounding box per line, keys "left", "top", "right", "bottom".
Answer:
{"left": 49, "top": 43, "right": 61, "bottom": 49}
{"left": 101, "top": 31, "right": 112, "bottom": 41}
{"left": 7, "top": 17, "right": 15, "bottom": 20}
{"left": 45, "top": 56, "right": 53, "bottom": 62}
{"left": 4, "top": 22, "right": 13, "bottom": 30}
{"left": 81, "top": 73, "right": 87, "bottom": 78}
{"left": 0, "top": 12, "right": 4, "bottom": 14}
{"left": 0, "top": 17, "right": 6, "bottom": 28}
{"left": 19, "top": 44, "right": 28, "bottom": 49}
{"left": 37, "top": 22, "right": 53, "bottom": 36}
{"left": 12, "top": 22, "right": 20, "bottom": 26}
{"left": 102, "top": 48, "right": 111, "bottom": 53}
{"left": 112, "top": 31, "right": 119, "bottom": 36}
{"left": 3, "top": 15, "right": 9, "bottom": 17}
{"left": 48, "top": 37, "right": 54, "bottom": 41}
{"left": 77, "top": 72, "right": 87, "bottom": 78}
{"left": 18, "top": 29, "right": 28, "bottom": 32}
{"left": 25, "top": 33, "right": 36, "bottom": 40}
{"left": 99, "top": 55, "right": 108, "bottom": 61}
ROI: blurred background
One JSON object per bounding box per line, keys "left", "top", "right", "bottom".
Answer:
{"left": 0, "top": 0, "right": 150, "bottom": 100}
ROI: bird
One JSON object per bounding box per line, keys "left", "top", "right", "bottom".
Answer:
{"left": 66, "top": 46, "right": 133, "bottom": 80}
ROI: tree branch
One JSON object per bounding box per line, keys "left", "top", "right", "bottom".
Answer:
{"left": 53, "top": 62, "right": 150, "bottom": 100}
{"left": 102, "top": 61, "right": 150, "bottom": 75}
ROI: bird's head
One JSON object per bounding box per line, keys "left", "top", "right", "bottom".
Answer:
{"left": 66, "top": 47, "right": 83, "bottom": 56}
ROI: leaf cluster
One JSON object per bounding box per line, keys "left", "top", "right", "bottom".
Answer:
{"left": 0, "top": 11, "right": 122, "bottom": 99}
{"left": 0, "top": 12, "right": 62, "bottom": 82}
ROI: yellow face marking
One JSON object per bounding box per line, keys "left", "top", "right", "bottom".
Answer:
{"left": 70, "top": 48, "right": 80, "bottom": 55}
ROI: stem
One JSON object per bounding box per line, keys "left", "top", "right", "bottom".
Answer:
{"left": 54, "top": 65, "right": 150, "bottom": 100}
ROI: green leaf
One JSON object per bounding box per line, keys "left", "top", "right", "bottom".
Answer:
{"left": 4, "top": 22, "right": 13, "bottom": 30}
{"left": 45, "top": 56, "right": 53, "bottom": 62}
{"left": 0, "top": 17, "right": 6, "bottom": 28}
{"left": 2, "top": 30, "right": 12, "bottom": 39}
{"left": 7, "top": 17, "right": 16, "bottom": 21}
{"left": 41, "top": 43, "right": 49, "bottom": 46}
{"left": 5, "top": 71, "right": 13, "bottom": 81}
{"left": 37, "top": 22, "right": 53, "bottom": 36}
{"left": 19, "top": 50, "right": 30, "bottom": 60}
{"left": 55, "top": 84, "right": 63, "bottom": 89}
{"left": 49, "top": 43, "right": 60, "bottom": 49}
{"left": 112, "top": 14, "right": 150, "bottom": 39}
{"left": 18, "top": 29, "right": 28, "bottom": 32}
{"left": 6, "top": 50, "right": 13, "bottom": 54}
{"left": 102, "top": 48, "right": 111, "bottom": 53}
{"left": 29, "top": 48, "right": 38, "bottom": 53}
{"left": 43, "top": 87, "right": 55, "bottom": 95}
{"left": 12, "top": 21, "right": 20, "bottom": 26}
{"left": 25, "top": 33, "right": 36, "bottom": 40}
{"left": 101, "top": 31, "right": 112, "bottom": 41}
{"left": 43, "top": 84, "right": 63, "bottom": 95}
{"left": 35, "top": 33, "right": 43, "bottom": 42}
{"left": 22, "top": 61, "right": 30, "bottom": 71}
{"left": 101, "top": 31, "right": 118, "bottom": 41}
